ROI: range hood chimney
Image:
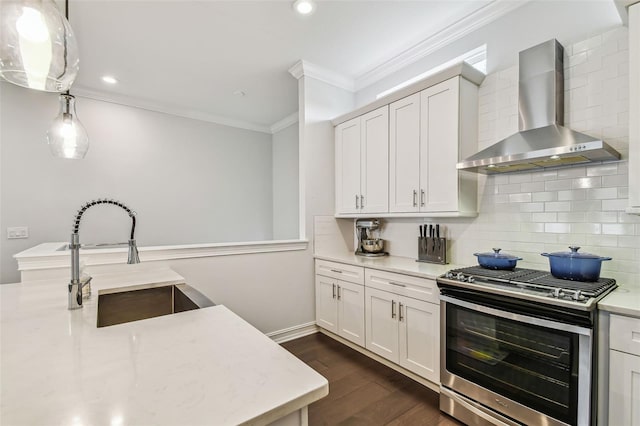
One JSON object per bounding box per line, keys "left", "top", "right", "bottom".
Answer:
{"left": 457, "top": 39, "right": 621, "bottom": 174}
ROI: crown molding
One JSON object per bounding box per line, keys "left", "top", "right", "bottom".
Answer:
{"left": 288, "top": 60, "right": 355, "bottom": 92}
{"left": 270, "top": 112, "right": 299, "bottom": 134}
{"left": 354, "top": 0, "right": 531, "bottom": 91}
{"left": 71, "top": 86, "right": 273, "bottom": 134}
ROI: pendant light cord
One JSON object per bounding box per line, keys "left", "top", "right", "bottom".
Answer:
{"left": 62, "top": 0, "right": 70, "bottom": 93}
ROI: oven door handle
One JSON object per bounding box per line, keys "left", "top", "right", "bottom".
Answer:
{"left": 440, "top": 295, "right": 592, "bottom": 336}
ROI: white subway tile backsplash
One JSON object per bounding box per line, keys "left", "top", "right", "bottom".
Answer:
{"left": 586, "top": 234, "right": 619, "bottom": 247}
{"left": 602, "top": 223, "right": 635, "bottom": 235}
{"left": 545, "top": 201, "right": 572, "bottom": 212}
{"left": 572, "top": 177, "right": 602, "bottom": 189}
{"left": 545, "top": 179, "right": 573, "bottom": 191}
{"left": 571, "top": 200, "right": 603, "bottom": 212}
{"left": 586, "top": 211, "right": 619, "bottom": 223}
{"left": 499, "top": 183, "right": 524, "bottom": 194}
{"left": 557, "top": 212, "right": 586, "bottom": 223}
{"left": 557, "top": 166, "right": 586, "bottom": 179}
{"left": 531, "top": 170, "right": 558, "bottom": 182}
{"left": 602, "top": 173, "right": 628, "bottom": 187}
{"left": 602, "top": 199, "right": 628, "bottom": 211}
{"left": 586, "top": 163, "right": 618, "bottom": 176}
{"left": 532, "top": 212, "right": 558, "bottom": 222}
{"left": 587, "top": 187, "right": 619, "bottom": 199}
{"left": 509, "top": 173, "right": 532, "bottom": 184}
{"left": 521, "top": 181, "right": 546, "bottom": 192}
{"left": 520, "top": 203, "right": 545, "bottom": 213}
{"left": 545, "top": 223, "right": 571, "bottom": 233}
{"left": 571, "top": 223, "right": 602, "bottom": 234}
{"left": 509, "top": 193, "right": 532, "bottom": 203}
{"left": 557, "top": 189, "right": 587, "bottom": 201}
{"left": 532, "top": 191, "right": 558, "bottom": 202}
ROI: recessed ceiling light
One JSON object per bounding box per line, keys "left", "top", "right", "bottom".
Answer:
{"left": 293, "top": 0, "right": 316, "bottom": 15}
{"left": 101, "top": 75, "right": 117, "bottom": 84}
{"left": 233, "top": 90, "right": 246, "bottom": 97}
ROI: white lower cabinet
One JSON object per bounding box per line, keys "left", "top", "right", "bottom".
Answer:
{"left": 608, "top": 313, "right": 640, "bottom": 426}
{"left": 364, "top": 287, "right": 439, "bottom": 383}
{"left": 315, "top": 261, "right": 365, "bottom": 347}
{"left": 315, "top": 260, "right": 440, "bottom": 384}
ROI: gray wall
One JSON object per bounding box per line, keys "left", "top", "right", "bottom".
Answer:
{"left": 272, "top": 122, "right": 299, "bottom": 240}
{"left": 0, "top": 82, "right": 276, "bottom": 283}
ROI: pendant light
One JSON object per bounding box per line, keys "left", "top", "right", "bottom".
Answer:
{"left": 46, "top": 0, "right": 87, "bottom": 159}
{"left": 47, "top": 93, "right": 88, "bottom": 159}
{"left": 0, "top": 0, "right": 79, "bottom": 92}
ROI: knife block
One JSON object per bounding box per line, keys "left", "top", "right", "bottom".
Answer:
{"left": 417, "top": 237, "right": 447, "bottom": 264}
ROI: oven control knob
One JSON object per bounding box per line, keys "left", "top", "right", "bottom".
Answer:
{"left": 553, "top": 288, "right": 563, "bottom": 298}
{"left": 445, "top": 271, "right": 454, "bottom": 279}
{"left": 466, "top": 276, "right": 475, "bottom": 283}
{"left": 456, "top": 272, "right": 465, "bottom": 281}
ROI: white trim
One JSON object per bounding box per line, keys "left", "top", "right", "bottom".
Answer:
{"left": 270, "top": 112, "right": 299, "bottom": 134}
{"left": 288, "top": 60, "right": 355, "bottom": 92}
{"left": 354, "top": 0, "right": 531, "bottom": 91}
{"left": 14, "top": 240, "right": 309, "bottom": 272}
{"left": 334, "top": 211, "right": 477, "bottom": 219}
{"left": 317, "top": 329, "right": 440, "bottom": 394}
{"left": 267, "top": 322, "right": 319, "bottom": 344}
{"left": 72, "top": 86, "right": 273, "bottom": 134}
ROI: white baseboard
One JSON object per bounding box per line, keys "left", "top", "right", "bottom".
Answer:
{"left": 267, "top": 322, "right": 319, "bottom": 344}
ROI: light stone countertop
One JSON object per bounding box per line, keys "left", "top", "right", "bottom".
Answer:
{"left": 0, "top": 266, "right": 328, "bottom": 425}
{"left": 598, "top": 282, "right": 640, "bottom": 318}
{"left": 315, "top": 251, "right": 465, "bottom": 280}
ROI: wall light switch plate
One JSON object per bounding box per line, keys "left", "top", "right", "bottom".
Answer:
{"left": 7, "top": 227, "right": 28, "bottom": 239}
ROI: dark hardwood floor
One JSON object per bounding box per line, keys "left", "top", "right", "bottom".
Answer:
{"left": 281, "top": 333, "right": 463, "bottom": 426}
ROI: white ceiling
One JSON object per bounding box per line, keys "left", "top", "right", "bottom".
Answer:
{"left": 68, "top": 0, "right": 509, "bottom": 132}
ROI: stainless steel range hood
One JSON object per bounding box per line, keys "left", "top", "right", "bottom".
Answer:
{"left": 457, "top": 39, "right": 621, "bottom": 174}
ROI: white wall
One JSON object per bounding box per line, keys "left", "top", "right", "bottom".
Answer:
{"left": 356, "top": 0, "right": 622, "bottom": 107}
{"left": 339, "top": 26, "right": 640, "bottom": 285}
{"left": 272, "top": 123, "right": 299, "bottom": 240}
{"left": 0, "top": 83, "right": 274, "bottom": 283}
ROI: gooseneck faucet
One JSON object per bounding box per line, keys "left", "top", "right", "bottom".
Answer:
{"left": 68, "top": 199, "right": 140, "bottom": 310}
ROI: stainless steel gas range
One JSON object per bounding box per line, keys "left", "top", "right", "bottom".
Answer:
{"left": 436, "top": 266, "right": 617, "bottom": 426}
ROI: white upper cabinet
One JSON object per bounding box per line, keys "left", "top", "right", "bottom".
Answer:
{"left": 628, "top": 3, "right": 640, "bottom": 215}
{"left": 388, "top": 77, "right": 478, "bottom": 215}
{"left": 335, "top": 106, "right": 389, "bottom": 215}
{"left": 389, "top": 93, "right": 421, "bottom": 213}
{"left": 334, "top": 64, "right": 483, "bottom": 218}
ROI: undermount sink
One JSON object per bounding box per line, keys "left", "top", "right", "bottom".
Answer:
{"left": 97, "top": 283, "right": 215, "bottom": 328}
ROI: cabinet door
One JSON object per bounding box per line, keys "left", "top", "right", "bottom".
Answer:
{"left": 360, "top": 106, "right": 389, "bottom": 214}
{"left": 389, "top": 94, "right": 421, "bottom": 213}
{"left": 420, "top": 78, "right": 460, "bottom": 212}
{"left": 337, "top": 281, "right": 365, "bottom": 346}
{"left": 609, "top": 350, "right": 640, "bottom": 426}
{"left": 398, "top": 296, "right": 439, "bottom": 382}
{"left": 365, "top": 287, "right": 399, "bottom": 363}
{"left": 335, "top": 118, "right": 361, "bottom": 214}
{"left": 315, "top": 275, "right": 338, "bottom": 333}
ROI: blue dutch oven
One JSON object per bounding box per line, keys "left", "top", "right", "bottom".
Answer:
{"left": 541, "top": 246, "right": 612, "bottom": 281}
{"left": 474, "top": 248, "right": 522, "bottom": 270}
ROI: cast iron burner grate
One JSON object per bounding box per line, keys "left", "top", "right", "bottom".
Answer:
{"left": 450, "top": 266, "right": 616, "bottom": 297}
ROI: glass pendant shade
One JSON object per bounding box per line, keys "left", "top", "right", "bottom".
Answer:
{"left": 0, "top": 0, "right": 79, "bottom": 92}
{"left": 47, "top": 94, "right": 88, "bottom": 159}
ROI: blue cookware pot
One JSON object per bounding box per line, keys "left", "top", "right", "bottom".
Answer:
{"left": 474, "top": 248, "right": 522, "bottom": 270}
{"left": 541, "top": 246, "right": 612, "bottom": 281}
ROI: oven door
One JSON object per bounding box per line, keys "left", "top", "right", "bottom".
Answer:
{"left": 440, "top": 295, "right": 592, "bottom": 426}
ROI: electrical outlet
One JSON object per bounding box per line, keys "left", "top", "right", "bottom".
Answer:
{"left": 7, "top": 227, "right": 28, "bottom": 239}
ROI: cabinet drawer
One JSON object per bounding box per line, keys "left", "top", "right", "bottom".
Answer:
{"left": 610, "top": 314, "right": 640, "bottom": 356}
{"left": 315, "top": 260, "right": 364, "bottom": 285}
{"left": 365, "top": 269, "right": 438, "bottom": 304}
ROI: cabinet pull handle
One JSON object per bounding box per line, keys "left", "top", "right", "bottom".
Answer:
{"left": 360, "top": 194, "right": 364, "bottom": 209}
{"left": 413, "top": 190, "right": 417, "bottom": 207}
{"left": 330, "top": 269, "right": 343, "bottom": 274}
{"left": 399, "top": 303, "right": 404, "bottom": 321}
{"left": 389, "top": 281, "right": 406, "bottom": 287}
{"left": 337, "top": 285, "right": 341, "bottom": 300}
{"left": 332, "top": 283, "right": 336, "bottom": 299}
{"left": 355, "top": 194, "right": 359, "bottom": 209}
{"left": 391, "top": 300, "right": 396, "bottom": 319}
{"left": 421, "top": 189, "right": 425, "bottom": 207}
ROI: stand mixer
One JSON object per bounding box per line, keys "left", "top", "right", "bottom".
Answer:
{"left": 355, "top": 219, "right": 387, "bottom": 257}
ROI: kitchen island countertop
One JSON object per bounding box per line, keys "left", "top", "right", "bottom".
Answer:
{"left": 0, "top": 266, "right": 328, "bottom": 425}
